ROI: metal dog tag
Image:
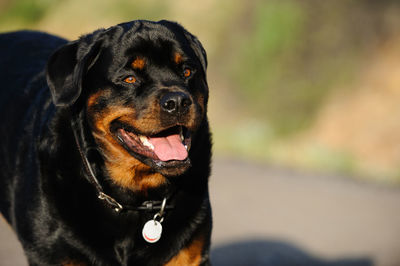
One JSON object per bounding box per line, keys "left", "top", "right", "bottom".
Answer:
{"left": 142, "top": 220, "right": 162, "bottom": 243}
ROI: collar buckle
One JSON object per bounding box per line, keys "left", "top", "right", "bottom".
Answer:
{"left": 98, "top": 192, "right": 124, "bottom": 212}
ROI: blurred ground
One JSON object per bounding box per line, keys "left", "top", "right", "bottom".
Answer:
{"left": 1, "top": 158, "right": 400, "bottom": 266}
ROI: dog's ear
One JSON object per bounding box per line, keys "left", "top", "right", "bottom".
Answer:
{"left": 46, "top": 35, "right": 102, "bottom": 107}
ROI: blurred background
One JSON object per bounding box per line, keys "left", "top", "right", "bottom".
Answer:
{"left": 1, "top": 0, "right": 400, "bottom": 265}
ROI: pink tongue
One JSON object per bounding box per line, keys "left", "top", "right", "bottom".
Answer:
{"left": 148, "top": 134, "right": 188, "bottom": 161}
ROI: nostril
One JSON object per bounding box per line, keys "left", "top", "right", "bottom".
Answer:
{"left": 160, "top": 94, "right": 178, "bottom": 112}
{"left": 163, "top": 99, "right": 177, "bottom": 111}
{"left": 181, "top": 98, "right": 192, "bottom": 109}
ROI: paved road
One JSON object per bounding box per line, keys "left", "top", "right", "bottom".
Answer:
{"left": 1, "top": 158, "right": 400, "bottom": 266}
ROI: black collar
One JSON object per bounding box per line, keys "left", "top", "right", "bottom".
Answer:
{"left": 71, "top": 119, "right": 174, "bottom": 213}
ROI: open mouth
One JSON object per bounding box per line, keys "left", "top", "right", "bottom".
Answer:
{"left": 115, "top": 125, "right": 192, "bottom": 164}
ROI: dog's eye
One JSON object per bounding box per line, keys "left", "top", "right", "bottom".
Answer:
{"left": 124, "top": 76, "right": 137, "bottom": 84}
{"left": 183, "top": 68, "right": 192, "bottom": 78}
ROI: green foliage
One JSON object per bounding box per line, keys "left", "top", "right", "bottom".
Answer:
{"left": 0, "top": 0, "right": 57, "bottom": 25}
{"left": 229, "top": 1, "right": 366, "bottom": 136}
{"left": 240, "top": 1, "right": 305, "bottom": 92}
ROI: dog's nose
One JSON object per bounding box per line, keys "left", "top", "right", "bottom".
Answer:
{"left": 160, "top": 91, "right": 192, "bottom": 115}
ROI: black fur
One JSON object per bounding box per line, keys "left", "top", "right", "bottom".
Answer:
{"left": 0, "top": 20, "right": 212, "bottom": 265}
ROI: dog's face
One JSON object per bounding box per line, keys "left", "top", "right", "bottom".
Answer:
{"left": 46, "top": 20, "right": 209, "bottom": 191}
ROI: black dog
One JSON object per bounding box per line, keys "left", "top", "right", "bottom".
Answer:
{"left": 0, "top": 20, "right": 212, "bottom": 265}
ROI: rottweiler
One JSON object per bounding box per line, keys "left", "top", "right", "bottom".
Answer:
{"left": 0, "top": 20, "right": 212, "bottom": 265}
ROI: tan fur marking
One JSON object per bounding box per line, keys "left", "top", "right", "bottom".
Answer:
{"left": 89, "top": 105, "right": 166, "bottom": 191}
{"left": 87, "top": 90, "right": 111, "bottom": 108}
{"left": 165, "top": 235, "right": 204, "bottom": 266}
{"left": 132, "top": 57, "right": 146, "bottom": 70}
{"left": 130, "top": 101, "right": 164, "bottom": 134}
{"left": 174, "top": 52, "right": 183, "bottom": 64}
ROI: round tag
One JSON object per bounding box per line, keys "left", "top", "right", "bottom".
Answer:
{"left": 142, "top": 220, "right": 162, "bottom": 243}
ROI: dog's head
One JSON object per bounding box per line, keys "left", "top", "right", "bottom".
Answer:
{"left": 46, "top": 20, "right": 210, "bottom": 191}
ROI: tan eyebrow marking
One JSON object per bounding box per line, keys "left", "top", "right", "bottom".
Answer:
{"left": 174, "top": 52, "right": 183, "bottom": 64}
{"left": 131, "top": 56, "right": 146, "bottom": 70}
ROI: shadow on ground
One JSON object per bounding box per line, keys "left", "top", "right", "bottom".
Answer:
{"left": 211, "top": 240, "right": 373, "bottom": 266}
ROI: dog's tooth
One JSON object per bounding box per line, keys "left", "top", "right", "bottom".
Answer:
{"left": 184, "top": 142, "right": 192, "bottom": 151}
{"left": 180, "top": 127, "right": 184, "bottom": 142}
{"left": 140, "top": 135, "right": 154, "bottom": 150}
